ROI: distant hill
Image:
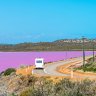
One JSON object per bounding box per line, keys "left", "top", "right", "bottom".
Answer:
{"left": 0, "top": 38, "right": 96, "bottom": 51}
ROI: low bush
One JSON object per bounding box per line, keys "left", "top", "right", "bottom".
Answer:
{"left": 75, "top": 57, "right": 96, "bottom": 73}
{"left": 10, "top": 93, "right": 18, "bottom": 96}
{"left": 19, "top": 77, "right": 96, "bottom": 96}
{"left": 20, "top": 87, "right": 34, "bottom": 96}
{"left": 78, "top": 66, "right": 96, "bottom": 72}
{"left": 19, "top": 64, "right": 28, "bottom": 69}
{"left": 3, "top": 68, "right": 16, "bottom": 76}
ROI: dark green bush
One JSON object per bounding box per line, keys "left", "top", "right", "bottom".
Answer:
{"left": 93, "top": 68, "right": 96, "bottom": 72}
{"left": 3, "top": 68, "right": 16, "bottom": 76}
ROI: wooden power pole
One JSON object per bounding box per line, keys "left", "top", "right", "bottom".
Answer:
{"left": 93, "top": 40, "right": 95, "bottom": 62}
{"left": 82, "top": 36, "right": 85, "bottom": 66}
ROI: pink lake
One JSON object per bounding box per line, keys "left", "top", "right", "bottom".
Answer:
{"left": 0, "top": 51, "right": 95, "bottom": 72}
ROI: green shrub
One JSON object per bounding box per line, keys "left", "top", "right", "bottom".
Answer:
{"left": 19, "top": 76, "right": 96, "bottom": 96}
{"left": 10, "top": 93, "right": 18, "bottom": 96}
{"left": 93, "top": 68, "right": 96, "bottom": 72}
{"left": 75, "top": 57, "right": 96, "bottom": 73}
{"left": 55, "top": 77, "right": 59, "bottom": 80}
{"left": 82, "top": 66, "right": 87, "bottom": 72}
{"left": 3, "top": 68, "right": 16, "bottom": 76}
{"left": 20, "top": 87, "right": 34, "bottom": 96}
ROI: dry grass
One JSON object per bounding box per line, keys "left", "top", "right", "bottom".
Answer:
{"left": 16, "top": 66, "right": 35, "bottom": 76}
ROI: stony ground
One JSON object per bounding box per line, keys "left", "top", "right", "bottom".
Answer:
{"left": 0, "top": 73, "right": 27, "bottom": 96}
{"left": 0, "top": 77, "right": 9, "bottom": 96}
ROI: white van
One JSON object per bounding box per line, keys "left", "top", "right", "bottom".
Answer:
{"left": 35, "top": 58, "right": 44, "bottom": 69}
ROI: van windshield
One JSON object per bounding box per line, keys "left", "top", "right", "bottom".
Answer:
{"left": 36, "top": 60, "right": 42, "bottom": 63}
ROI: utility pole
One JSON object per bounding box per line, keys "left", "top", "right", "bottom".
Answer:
{"left": 93, "top": 40, "right": 95, "bottom": 62}
{"left": 82, "top": 36, "right": 85, "bottom": 66}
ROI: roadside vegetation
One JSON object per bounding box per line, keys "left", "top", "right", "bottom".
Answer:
{"left": 0, "top": 68, "right": 16, "bottom": 76}
{"left": 1, "top": 68, "right": 96, "bottom": 96}
{"left": 11, "top": 76, "right": 96, "bottom": 96}
{"left": 75, "top": 56, "right": 96, "bottom": 72}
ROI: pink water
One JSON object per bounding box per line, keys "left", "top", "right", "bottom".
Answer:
{"left": 0, "top": 51, "right": 95, "bottom": 72}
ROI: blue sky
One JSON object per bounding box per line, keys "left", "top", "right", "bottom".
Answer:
{"left": 0, "top": 0, "right": 96, "bottom": 44}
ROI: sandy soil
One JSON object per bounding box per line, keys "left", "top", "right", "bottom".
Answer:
{"left": 16, "top": 66, "right": 35, "bottom": 75}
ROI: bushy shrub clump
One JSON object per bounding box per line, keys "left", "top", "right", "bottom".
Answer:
{"left": 17, "top": 76, "right": 96, "bottom": 96}
{"left": 76, "top": 65, "right": 96, "bottom": 72}
{"left": 75, "top": 57, "right": 96, "bottom": 72}
{"left": 3, "top": 68, "right": 16, "bottom": 76}
{"left": 9, "top": 74, "right": 96, "bottom": 96}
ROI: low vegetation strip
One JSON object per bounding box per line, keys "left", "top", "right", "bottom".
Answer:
{"left": 75, "top": 56, "right": 96, "bottom": 72}
{"left": 1, "top": 70, "right": 96, "bottom": 96}
{"left": 19, "top": 77, "right": 96, "bottom": 96}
